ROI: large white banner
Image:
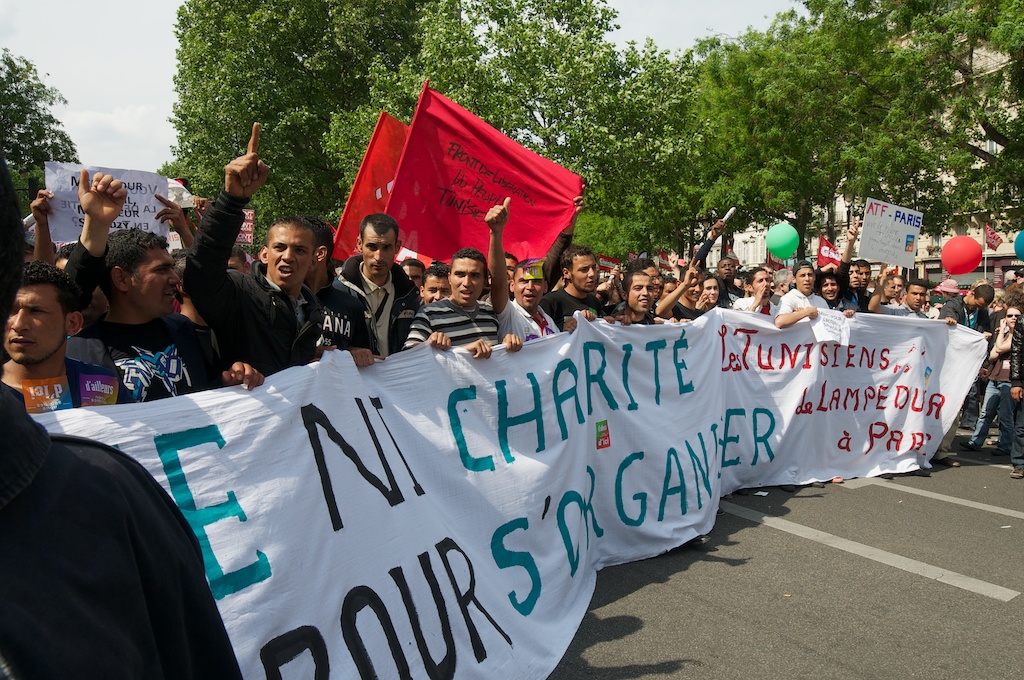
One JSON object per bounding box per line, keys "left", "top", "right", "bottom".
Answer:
{"left": 43, "top": 162, "right": 168, "bottom": 243}
{"left": 35, "top": 310, "right": 985, "bottom": 679}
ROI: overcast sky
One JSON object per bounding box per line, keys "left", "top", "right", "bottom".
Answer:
{"left": 1, "top": 0, "right": 797, "bottom": 172}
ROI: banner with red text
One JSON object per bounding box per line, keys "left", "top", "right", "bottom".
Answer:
{"left": 36, "top": 311, "right": 984, "bottom": 679}
{"left": 385, "top": 84, "right": 583, "bottom": 263}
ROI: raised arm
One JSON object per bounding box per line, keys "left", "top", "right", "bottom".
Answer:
{"left": 485, "top": 197, "right": 511, "bottom": 314}
{"left": 29, "top": 190, "right": 56, "bottom": 264}
{"left": 63, "top": 171, "right": 127, "bottom": 309}
{"left": 543, "top": 194, "right": 584, "bottom": 291}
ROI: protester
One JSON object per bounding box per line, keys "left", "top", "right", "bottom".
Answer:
{"left": 227, "top": 245, "right": 250, "bottom": 273}
{"left": 656, "top": 263, "right": 710, "bottom": 321}
{"left": 540, "top": 244, "right": 604, "bottom": 332}
{"left": 499, "top": 259, "right": 560, "bottom": 341}
{"left": 940, "top": 282, "right": 994, "bottom": 434}
{"left": 732, "top": 267, "right": 777, "bottom": 317}
{"left": 63, "top": 170, "right": 261, "bottom": 401}
{"left": 613, "top": 269, "right": 659, "bottom": 324}
{"left": 401, "top": 257, "right": 426, "bottom": 289}
{"left": 816, "top": 269, "right": 858, "bottom": 312}
{"left": 869, "top": 277, "right": 929, "bottom": 318}
{"left": 965, "top": 305, "right": 1018, "bottom": 456}
{"left": 420, "top": 260, "right": 452, "bottom": 305}
{"left": 1008, "top": 304, "right": 1024, "bottom": 478}
{"left": 303, "top": 215, "right": 375, "bottom": 366}
{"left": 771, "top": 268, "right": 794, "bottom": 304}
{"left": 334, "top": 213, "right": 420, "bottom": 357}
{"left": 775, "top": 261, "right": 830, "bottom": 329}
{"left": 404, "top": 198, "right": 522, "bottom": 357}
{"left": 716, "top": 256, "right": 743, "bottom": 305}
{"left": 185, "top": 124, "right": 326, "bottom": 376}
{"left": 0, "top": 151, "right": 243, "bottom": 679}
{"left": 3, "top": 261, "right": 127, "bottom": 412}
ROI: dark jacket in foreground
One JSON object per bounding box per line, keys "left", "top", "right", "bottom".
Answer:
{"left": 0, "top": 390, "right": 242, "bottom": 678}
{"left": 185, "top": 191, "right": 324, "bottom": 376}
{"left": 334, "top": 256, "right": 420, "bottom": 356}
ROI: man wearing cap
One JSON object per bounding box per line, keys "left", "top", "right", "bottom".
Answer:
{"left": 499, "top": 258, "right": 560, "bottom": 342}
{"left": 775, "top": 261, "right": 832, "bottom": 329}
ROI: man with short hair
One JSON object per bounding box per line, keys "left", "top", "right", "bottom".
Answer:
{"left": 716, "top": 256, "right": 743, "bottom": 304}
{"left": 940, "top": 282, "right": 994, "bottom": 437}
{"left": 499, "top": 259, "right": 559, "bottom": 342}
{"left": 616, "top": 270, "right": 658, "bottom": 324}
{"left": 733, "top": 267, "right": 777, "bottom": 317}
{"left": 227, "top": 245, "right": 250, "bottom": 274}
{"left": 540, "top": 244, "right": 603, "bottom": 332}
{"left": 186, "top": 125, "right": 327, "bottom": 376}
{"left": 870, "top": 278, "right": 929, "bottom": 318}
{"left": 334, "top": 213, "right": 420, "bottom": 357}
{"left": 403, "top": 199, "right": 521, "bottom": 358}
{"left": 303, "top": 215, "right": 374, "bottom": 366}
{"left": 420, "top": 261, "right": 452, "bottom": 305}
{"left": 401, "top": 257, "right": 425, "bottom": 289}
{"left": 65, "top": 172, "right": 261, "bottom": 401}
{"left": 3, "top": 261, "right": 125, "bottom": 411}
{"left": 771, "top": 268, "right": 794, "bottom": 305}
{"left": 775, "top": 261, "right": 829, "bottom": 329}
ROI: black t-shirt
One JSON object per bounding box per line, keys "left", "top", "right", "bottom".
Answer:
{"left": 99, "top": 319, "right": 208, "bottom": 402}
{"left": 540, "top": 288, "right": 604, "bottom": 331}
{"left": 675, "top": 304, "right": 704, "bottom": 321}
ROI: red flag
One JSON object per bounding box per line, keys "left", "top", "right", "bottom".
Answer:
{"left": 332, "top": 112, "right": 409, "bottom": 260}
{"left": 597, "top": 254, "right": 619, "bottom": 273}
{"left": 767, "top": 249, "right": 786, "bottom": 271}
{"left": 385, "top": 84, "right": 584, "bottom": 262}
{"left": 627, "top": 251, "right": 638, "bottom": 263}
{"left": 657, "top": 250, "right": 672, "bottom": 271}
{"left": 725, "top": 242, "right": 740, "bottom": 265}
{"left": 816, "top": 235, "right": 841, "bottom": 268}
{"left": 985, "top": 222, "right": 1003, "bottom": 250}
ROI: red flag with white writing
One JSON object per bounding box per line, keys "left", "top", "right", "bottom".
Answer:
{"left": 985, "top": 223, "right": 1003, "bottom": 250}
{"left": 816, "top": 235, "right": 841, "bottom": 268}
{"left": 332, "top": 112, "right": 409, "bottom": 260}
{"left": 597, "top": 254, "right": 619, "bottom": 273}
{"left": 385, "top": 83, "right": 583, "bottom": 262}
{"left": 767, "top": 249, "right": 786, "bottom": 271}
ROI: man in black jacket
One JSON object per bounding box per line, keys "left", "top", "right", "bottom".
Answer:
{"left": 185, "top": 124, "right": 326, "bottom": 375}
{"left": 62, "top": 170, "right": 262, "bottom": 401}
{"left": 0, "top": 152, "right": 243, "bottom": 678}
{"left": 333, "top": 213, "right": 420, "bottom": 357}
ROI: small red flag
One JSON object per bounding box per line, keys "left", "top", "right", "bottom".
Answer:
{"left": 385, "top": 83, "right": 583, "bottom": 262}
{"left": 332, "top": 112, "right": 409, "bottom": 260}
{"left": 767, "top": 249, "right": 786, "bottom": 271}
{"left": 816, "top": 235, "right": 841, "bottom": 268}
{"left": 985, "top": 223, "right": 1003, "bottom": 250}
{"left": 597, "top": 254, "right": 620, "bottom": 273}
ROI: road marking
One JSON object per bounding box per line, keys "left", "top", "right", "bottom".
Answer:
{"left": 841, "top": 477, "right": 1024, "bottom": 520}
{"left": 720, "top": 501, "right": 1020, "bottom": 602}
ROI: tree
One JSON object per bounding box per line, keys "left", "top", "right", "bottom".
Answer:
{"left": 0, "top": 49, "right": 78, "bottom": 201}
{"left": 171, "top": 0, "right": 428, "bottom": 240}
{"left": 324, "top": 0, "right": 703, "bottom": 258}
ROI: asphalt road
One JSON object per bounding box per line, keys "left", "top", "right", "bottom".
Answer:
{"left": 551, "top": 433, "right": 1024, "bottom": 679}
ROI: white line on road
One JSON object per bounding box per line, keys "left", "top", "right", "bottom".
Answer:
{"left": 720, "top": 501, "right": 1020, "bottom": 603}
{"left": 841, "top": 477, "right": 1024, "bottom": 520}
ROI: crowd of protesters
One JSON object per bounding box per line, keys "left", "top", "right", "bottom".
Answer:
{"left": 7, "top": 124, "right": 1024, "bottom": 485}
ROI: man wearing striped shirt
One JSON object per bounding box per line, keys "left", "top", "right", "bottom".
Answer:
{"left": 402, "top": 198, "right": 523, "bottom": 359}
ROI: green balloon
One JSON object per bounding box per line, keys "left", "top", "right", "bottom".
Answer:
{"left": 766, "top": 223, "right": 799, "bottom": 259}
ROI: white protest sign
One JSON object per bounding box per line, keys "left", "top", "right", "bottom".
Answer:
{"left": 858, "top": 197, "right": 922, "bottom": 268}
{"left": 44, "top": 162, "right": 169, "bottom": 243}
{"left": 811, "top": 308, "right": 851, "bottom": 345}
{"left": 36, "top": 310, "right": 985, "bottom": 679}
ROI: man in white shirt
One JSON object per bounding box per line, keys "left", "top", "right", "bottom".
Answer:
{"left": 775, "top": 261, "right": 830, "bottom": 328}
{"left": 732, "top": 267, "right": 777, "bottom": 318}
{"left": 498, "top": 259, "right": 560, "bottom": 342}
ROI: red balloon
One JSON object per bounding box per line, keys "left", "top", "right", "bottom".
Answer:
{"left": 941, "top": 236, "right": 982, "bottom": 275}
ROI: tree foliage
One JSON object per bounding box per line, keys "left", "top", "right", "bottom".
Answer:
{"left": 0, "top": 49, "right": 78, "bottom": 196}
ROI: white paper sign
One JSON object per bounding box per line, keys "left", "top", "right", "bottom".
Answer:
{"left": 44, "top": 162, "right": 169, "bottom": 243}
{"left": 858, "top": 197, "right": 922, "bottom": 268}
{"left": 811, "top": 309, "right": 851, "bottom": 345}
{"left": 35, "top": 310, "right": 985, "bottom": 679}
